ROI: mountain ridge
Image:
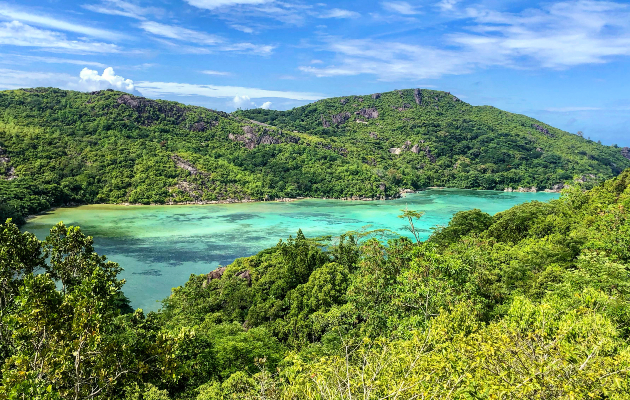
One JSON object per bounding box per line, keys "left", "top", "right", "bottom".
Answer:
{"left": 1, "top": 87, "right": 629, "bottom": 224}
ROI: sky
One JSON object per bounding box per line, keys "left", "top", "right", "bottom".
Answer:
{"left": 0, "top": 0, "right": 629, "bottom": 146}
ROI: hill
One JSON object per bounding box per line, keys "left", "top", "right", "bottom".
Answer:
{"left": 1, "top": 87, "right": 628, "bottom": 223}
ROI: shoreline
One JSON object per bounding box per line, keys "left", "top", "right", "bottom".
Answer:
{"left": 24, "top": 186, "right": 562, "bottom": 223}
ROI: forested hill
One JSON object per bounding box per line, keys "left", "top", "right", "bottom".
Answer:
{"left": 1, "top": 87, "right": 629, "bottom": 224}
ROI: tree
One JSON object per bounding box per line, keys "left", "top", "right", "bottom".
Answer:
{"left": 398, "top": 206, "right": 424, "bottom": 243}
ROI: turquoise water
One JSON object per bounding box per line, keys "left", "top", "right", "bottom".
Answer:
{"left": 23, "top": 190, "right": 560, "bottom": 311}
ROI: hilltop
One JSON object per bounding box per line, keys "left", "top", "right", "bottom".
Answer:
{"left": 1, "top": 87, "right": 628, "bottom": 223}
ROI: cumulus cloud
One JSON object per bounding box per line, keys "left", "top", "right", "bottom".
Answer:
{"left": 0, "top": 21, "right": 120, "bottom": 53}
{"left": 78, "top": 67, "right": 140, "bottom": 94}
{"left": 260, "top": 101, "right": 272, "bottom": 109}
{"left": 232, "top": 95, "right": 255, "bottom": 109}
{"left": 381, "top": 1, "right": 421, "bottom": 15}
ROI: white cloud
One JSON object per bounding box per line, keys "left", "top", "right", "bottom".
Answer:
{"left": 230, "top": 24, "right": 254, "bottom": 33}
{"left": 221, "top": 42, "right": 275, "bottom": 55}
{"left": 140, "top": 21, "right": 223, "bottom": 45}
{"left": 201, "top": 70, "right": 232, "bottom": 76}
{"left": 302, "top": 1, "right": 630, "bottom": 80}
{"left": 185, "top": 0, "right": 271, "bottom": 10}
{"left": 83, "top": 0, "right": 163, "bottom": 20}
{"left": 0, "top": 2, "right": 126, "bottom": 40}
{"left": 78, "top": 67, "right": 139, "bottom": 94}
{"left": 0, "top": 54, "right": 107, "bottom": 68}
{"left": 545, "top": 107, "right": 602, "bottom": 112}
{"left": 381, "top": 1, "right": 421, "bottom": 15}
{"left": 450, "top": 1, "right": 630, "bottom": 69}
{"left": 318, "top": 8, "right": 360, "bottom": 19}
{"left": 0, "top": 68, "right": 75, "bottom": 90}
{"left": 260, "top": 101, "right": 272, "bottom": 109}
{"left": 436, "top": 0, "right": 462, "bottom": 12}
{"left": 0, "top": 21, "right": 120, "bottom": 53}
{"left": 232, "top": 95, "right": 255, "bottom": 109}
{"left": 135, "top": 80, "right": 323, "bottom": 101}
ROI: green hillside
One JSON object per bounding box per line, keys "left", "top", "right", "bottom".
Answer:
{"left": 2, "top": 170, "right": 630, "bottom": 399}
{"left": 1, "top": 87, "right": 628, "bottom": 224}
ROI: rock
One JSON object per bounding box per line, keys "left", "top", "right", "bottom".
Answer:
{"left": 369, "top": 132, "right": 379, "bottom": 139}
{"left": 453, "top": 96, "right": 461, "bottom": 102}
{"left": 371, "top": 93, "right": 381, "bottom": 100}
{"left": 190, "top": 122, "right": 208, "bottom": 132}
{"left": 389, "top": 148, "right": 402, "bottom": 155}
{"left": 403, "top": 140, "right": 412, "bottom": 150}
{"left": 321, "top": 115, "right": 331, "bottom": 128}
{"left": 413, "top": 89, "right": 422, "bottom": 105}
{"left": 517, "top": 187, "right": 538, "bottom": 193}
{"left": 396, "top": 104, "right": 411, "bottom": 111}
{"left": 423, "top": 146, "right": 436, "bottom": 163}
{"left": 504, "top": 187, "right": 514, "bottom": 192}
{"left": 236, "top": 270, "right": 252, "bottom": 285}
{"left": 172, "top": 155, "right": 200, "bottom": 174}
{"left": 379, "top": 183, "right": 386, "bottom": 191}
{"left": 532, "top": 124, "right": 554, "bottom": 138}
{"left": 204, "top": 266, "right": 227, "bottom": 287}
{"left": 340, "top": 98, "right": 348, "bottom": 105}
{"left": 410, "top": 144, "right": 420, "bottom": 154}
{"left": 358, "top": 97, "right": 364, "bottom": 102}
{"left": 355, "top": 108, "right": 379, "bottom": 119}
{"left": 622, "top": 147, "right": 630, "bottom": 160}
{"left": 331, "top": 112, "right": 351, "bottom": 125}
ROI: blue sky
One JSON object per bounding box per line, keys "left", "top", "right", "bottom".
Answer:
{"left": 0, "top": 0, "right": 629, "bottom": 146}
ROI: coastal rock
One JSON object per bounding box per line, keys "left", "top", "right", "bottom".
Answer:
{"left": 413, "top": 89, "right": 422, "bottom": 105}
{"left": 354, "top": 108, "right": 379, "bottom": 119}
{"left": 517, "top": 187, "right": 538, "bottom": 193}
{"left": 379, "top": 183, "right": 386, "bottom": 192}
{"left": 622, "top": 147, "right": 630, "bottom": 160}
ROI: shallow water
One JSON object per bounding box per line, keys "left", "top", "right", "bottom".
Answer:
{"left": 23, "top": 190, "right": 559, "bottom": 311}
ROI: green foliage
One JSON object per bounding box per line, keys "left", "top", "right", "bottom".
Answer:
{"left": 2, "top": 87, "right": 628, "bottom": 224}
{"left": 3, "top": 168, "right": 630, "bottom": 397}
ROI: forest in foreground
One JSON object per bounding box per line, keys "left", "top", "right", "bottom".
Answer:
{"left": 2, "top": 87, "right": 629, "bottom": 225}
{"left": 1, "top": 169, "right": 630, "bottom": 399}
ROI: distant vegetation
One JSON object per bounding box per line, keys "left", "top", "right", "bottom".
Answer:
{"left": 2, "top": 170, "right": 630, "bottom": 399}
{"left": 1, "top": 87, "right": 629, "bottom": 224}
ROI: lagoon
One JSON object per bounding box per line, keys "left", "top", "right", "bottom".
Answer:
{"left": 23, "top": 189, "right": 560, "bottom": 311}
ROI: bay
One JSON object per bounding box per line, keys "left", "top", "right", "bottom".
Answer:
{"left": 22, "top": 189, "right": 560, "bottom": 311}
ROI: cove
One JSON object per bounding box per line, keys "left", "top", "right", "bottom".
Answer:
{"left": 23, "top": 189, "right": 560, "bottom": 312}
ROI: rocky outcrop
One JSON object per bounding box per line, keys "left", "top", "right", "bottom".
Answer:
{"left": 423, "top": 146, "right": 436, "bottom": 163}
{"left": 228, "top": 126, "right": 297, "bottom": 150}
{"left": 396, "top": 104, "right": 412, "bottom": 112}
{"left": 622, "top": 147, "right": 630, "bottom": 160}
{"left": 389, "top": 147, "right": 402, "bottom": 155}
{"left": 203, "top": 266, "right": 227, "bottom": 287}
{"left": 355, "top": 108, "right": 379, "bottom": 120}
{"left": 322, "top": 112, "right": 351, "bottom": 127}
{"left": 410, "top": 144, "right": 420, "bottom": 154}
{"left": 171, "top": 155, "right": 201, "bottom": 175}
{"left": 0, "top": 147, "right": 15, "bottom": 180}
{"left": 371, "top": 93, "right": 381, "bottom": 100}
{"left": 413, "top": 89, "right": 422, "bottom": 105}
{"left": 532, "top": 124, "right": 554, "bottom": 138}
{"left": 115, "top": 94, "right": 223, "bottom": 131}
{"left": 369, "top": 132, "right": 379, "bottom": 139}
{"left": 236, "top": 270, "right": 252, "bottom": 285}
{"left": 340, "top": 98, "right": 348, "bottom": 105}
